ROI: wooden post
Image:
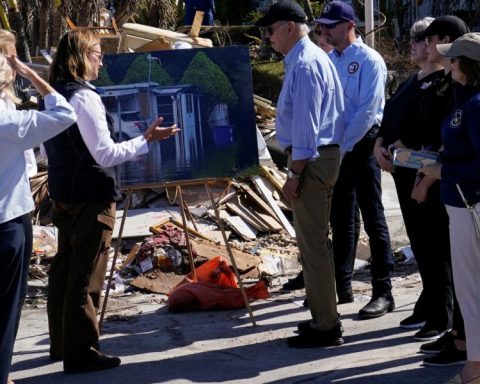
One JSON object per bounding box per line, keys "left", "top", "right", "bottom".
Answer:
{"left": 189, "top": 10, "right": 205, "bottom": 38}
{"left": 99, "top": 189, "right": 132, "bottom": 331}
{"left": 205, "top": 183, "right": 257, "bottom": 326}
{"left": 177, "top": 185, "right": 198, "bottom": 282}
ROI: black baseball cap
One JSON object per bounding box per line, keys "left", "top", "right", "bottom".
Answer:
{"left": 423, "top": 15, "right": 470, "bottom": 40}
{"left": 255, "top": 0, "right": 307, "bottom": 27}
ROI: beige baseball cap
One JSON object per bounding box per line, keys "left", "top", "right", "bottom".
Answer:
{"left": 436, "top": 32, "right": 480, "bottom": 61}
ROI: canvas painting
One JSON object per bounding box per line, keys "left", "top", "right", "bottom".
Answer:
{"left": 94, "top": 46, "right": 258, "bottom": 188}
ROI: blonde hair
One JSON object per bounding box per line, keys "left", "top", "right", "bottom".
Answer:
{"left": 0, "top": 53, "right": 15, "bottom": 91}
{"left": 49, "top": 29, "right": 100, "bottom": 83}
{"left": 0, "top": 29, "right": 20, "bottom": 104}
{"left": 0, "top": 29, "right": 16, "bottom": 51}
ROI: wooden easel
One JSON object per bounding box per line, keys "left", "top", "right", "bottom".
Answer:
{"left": 98, "top": 180, "right": 257, "bottom": 330}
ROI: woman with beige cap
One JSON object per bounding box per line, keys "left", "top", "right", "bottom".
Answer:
{"left": 422, "top": 32, "right": 480, "bottom": 384}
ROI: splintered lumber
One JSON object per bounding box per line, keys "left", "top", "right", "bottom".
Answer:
{"left": 130, "top": 271, "right": 184, "bottom": 294}
{"left": 260, "top": 164, "right": 286, "bottom": 192}
{"left": 251, "top": 176, "right": 296, "bottom": 238}
{"left": 254, "top": 94, "right": 273, "bottom": 106}
{"left": 225, "top": 194, "right": 282, "bottom": 232}
{"left": 120, "top": 23, "right": 213, "bottom": 51}
{"left": 190, "top": 238, "right": 260, "bottom": 273}
{"left": 208, "top": 209, "right": 257, "bottom": 241}
{"left": 236, "top": 183, "right": 278, "bottom": 219}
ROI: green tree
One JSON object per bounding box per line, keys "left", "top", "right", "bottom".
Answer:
{"left": 120, "top": 54, "right": 173, "bottom": 85}
{"left": 94, "top": 67, "right": 115, "bottom": 86}
{"left": 180, "top": 52, "right": 238, "bottom": 106}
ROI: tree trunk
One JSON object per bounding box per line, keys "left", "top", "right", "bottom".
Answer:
{"left": 6, "top": 0, "right": 31, "bottom": 62}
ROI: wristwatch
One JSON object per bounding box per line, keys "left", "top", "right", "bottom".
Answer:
{"left": 287, "top": 168, "right": 300, "bottom": 180}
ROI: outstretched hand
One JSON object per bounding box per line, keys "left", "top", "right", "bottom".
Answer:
{"left": 144, "top": 117, "right": 180, "bottom": 143}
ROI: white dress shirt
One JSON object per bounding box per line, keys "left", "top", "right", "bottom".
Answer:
{"left": 0, "top": 92, "right": 76, "bottom": 224}
{"left": 70, "top": 87, "right": 149, "bottom": 168}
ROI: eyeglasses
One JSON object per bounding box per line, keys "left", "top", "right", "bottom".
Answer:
{"left": 410, "top": 36, "right": 425, "bottom": 43}
{"left": 89, "top": 50, "right": 104, "bottom": 60}
{"left": 266, "top": 22, "right": 288, "bottom": 35}
{"left": 320, "top": 21, "right": 345, "bottom": 30}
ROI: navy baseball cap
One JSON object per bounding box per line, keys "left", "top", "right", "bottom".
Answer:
{"left": 315, "top": 1, "right": 355, "bottom": 25}
{"left": 255, "top": 0, "right": 307, "bottom": 27}
{"left": 423, "top": 15, "right": 469, "bottom": 41}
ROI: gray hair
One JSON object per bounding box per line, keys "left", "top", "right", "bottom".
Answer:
{"left": 410, "top": 17, "right": 435, "bottom": 38}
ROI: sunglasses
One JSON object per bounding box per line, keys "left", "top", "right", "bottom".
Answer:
{"left": 266, "top": 22, "right": 288, "bottom": 35}
{"left": 410, "top": 36, "right": 425, "bottom": 43}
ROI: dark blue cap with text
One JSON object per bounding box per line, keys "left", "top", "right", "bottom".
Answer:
{"left": 315, "top": 1, "right": 355, "bottom": 25}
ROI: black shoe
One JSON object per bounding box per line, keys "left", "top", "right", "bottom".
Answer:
{"left": 399, "top": 313, "right": 426, "bottom": 329}
{"left": 414, "top": 326, "right": 448, "bottom": 342}
{"left": 423, "top": 342, "right": 467, "bottom": 366}
{"left": 282, "top": 271, "right": 305, "bottom": 291}
{"left": 50, "top": 353, "right": 63, "bottom": 362}
{"left": 297, "top": 320, "right": 344, "bottom": 335}
{"left": 338, "top": 291, "right": 354, "bottom": 304}
{"left": 420, "top": 332, "right": 454, "bottom": 354}
{"left": 358, "top": 296, "right": 395, "bottom": 319}
{"left": 64, "top": 349, "right": 121, "bottom": 374}
{"left": 288, "top": 324, "right": 344, "bottom": 348}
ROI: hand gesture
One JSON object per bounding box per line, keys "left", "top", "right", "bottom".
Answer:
{"left": 6, "top": 55, "right": 35, "bottom": 80}
{"left": 144, "top": 117, "right": 181, "bottom": 143}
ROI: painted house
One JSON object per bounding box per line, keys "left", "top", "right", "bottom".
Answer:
{"left": 99, "top": 82, "right": 207, "bottom": 166}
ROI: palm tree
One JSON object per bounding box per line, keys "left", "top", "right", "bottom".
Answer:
{"left": 6, "top": 0, "right": 31, "bottom": 61}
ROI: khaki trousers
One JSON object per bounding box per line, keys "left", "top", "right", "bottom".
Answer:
{"left": 47, "top": 200, "right": 115, "bottom": 364}
{"left": 446, "top": 205, "right": 480, "bottom": 361}
{"left": 291, "top": 146, "right": 341, "bottom": 330}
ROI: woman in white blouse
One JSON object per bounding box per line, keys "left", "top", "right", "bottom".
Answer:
{"left": 0, "top": 53, "right": 76, "bottom": 384}
{"left": 43, "top": 29, "right": 179, "bottom": 374}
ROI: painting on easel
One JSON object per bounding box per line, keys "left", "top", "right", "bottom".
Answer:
{"left": 93, "top": 46, "right": 258, "bottom": 188}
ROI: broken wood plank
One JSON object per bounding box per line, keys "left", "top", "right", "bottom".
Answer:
{"left": 236, "top": 183, "right": 278, "bottom": 219}
{"left": 190, "top": 238, "right": 260, "bottom": 273}
{"left": 252, "top": 176, "right": 296, "bottom": 238}
{"left": 260, "top": 164, "right": 286, "bottom": 192}
{"left": 208, "top": 209, "right": 257, "bottom": 241}
{"left": 226, "top": 200, "right": 270, "bottom": 232}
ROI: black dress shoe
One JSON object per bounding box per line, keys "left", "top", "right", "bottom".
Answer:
{"left": 288, "top": 323, "right": 344, "bottom": 348}
{"left": 338, "top": 291, "right": 354, "bottom": 304}
{"left": 358, "top": 296, "right": 395, "bottom": 319}
{"left": 282, "top": 271, "right": 305, "bottom": 291}
{"left": 49, "top": 353, "right": 63, "bottom": 362}
{"left": 298, "top": 320, "right": 344, "bottom": 335}
{"left": 64, "top": 349, "right": 121, "bottom": 374}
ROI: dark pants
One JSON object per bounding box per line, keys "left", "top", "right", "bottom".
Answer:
{"left": 392, "top": 169, "right": 455, "bottom": 331}
{"left": 48, "top": 201, "right": 115, "bottom": 366}
{"left": 0, "top": 214, "right": 32, "bottom": 384}
{"left": 331, "top": 128, "right": 394, "bottom": 298}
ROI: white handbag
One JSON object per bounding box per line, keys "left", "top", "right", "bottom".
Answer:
{"left": 456, "top": 184, "right": 480, "bottom": 240}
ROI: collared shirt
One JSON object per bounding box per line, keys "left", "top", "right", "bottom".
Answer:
{"left": 276, "top": 35, "right": 345, "bottom": 161}
{"left": 0, "top": 92, "right": 76, "bottom": 224}
{"left": 329, "top": 39, "right": 386, "bottom": 153}
{"left": 70, "top": 87, "right": 149, "bottom": 168}
{"left": 0, "top": 94, "right": 38, "bottom": 177}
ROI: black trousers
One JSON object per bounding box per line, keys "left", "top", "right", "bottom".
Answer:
{"left": 392, "top": 168, "right": 456, "bottom": 332}
{"left": 0, "top": 214, "right": 32, "bottom": 384}
{"left": 331, "top": 128, "right": 395, "bottom": 298}
{"left": 48, "top": 201, "right": 115, "bottom": 366}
